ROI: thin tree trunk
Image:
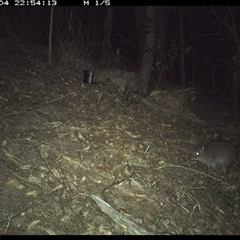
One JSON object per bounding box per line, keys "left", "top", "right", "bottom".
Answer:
{"left": 139, "top": 6, "right": 155, "bottom": 94}
{"left": 232, "top": 62, "right": 240, "bottom": 118}
{"left": 134, "top": 7, "right": 146, "bottom": 71}
{"left": 179, "top": 6, "right": 186, "bottom": 86}
{"left": 101, "top": 7, "right": 114, "bottom": 67}
{"left": 48, "top": 6, "right": 54, "bottom": 64}
{"left": 153, "top": 6, "right": 168, "bottom": 87}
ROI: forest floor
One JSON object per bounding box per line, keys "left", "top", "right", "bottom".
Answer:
{"left": 0, "top": 46, "right": 240, "bottom": 235}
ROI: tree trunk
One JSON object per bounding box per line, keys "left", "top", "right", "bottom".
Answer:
{"left": 101, "top": 7, "right": 114, "bottom": 67}
{"left": 139, "top": 6, "right": 155, "bottom": 94}
{"left": 48, "top": 6, "right": 54, "bottom": 64}
{"left": 133, "top": 6, "right": 146, "bottom": 71}
{"left": 179, "top": 6, "right": 186, "bottom": 86}
{"left": 152, "top": 6, "right": 168, "bottom": 87}
{"left": 232, "top": 62, "right": 240, "bottom": 119}
{"left": 88, "top": 8, "right": 103, "bottom": 59}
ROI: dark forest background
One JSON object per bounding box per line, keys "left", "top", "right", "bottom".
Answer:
{"left": 0, "top": 6, "right": 239, "bottom": 117}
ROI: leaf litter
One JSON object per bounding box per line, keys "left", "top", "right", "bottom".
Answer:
{"left": 0, "top": 51, "right": 240, "bottom": 235}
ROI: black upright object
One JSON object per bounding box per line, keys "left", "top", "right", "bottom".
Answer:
{"left": 83, "top": 70, "right": 96, "bottom": 84}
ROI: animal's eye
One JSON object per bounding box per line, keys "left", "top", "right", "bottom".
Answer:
{"left": 195, "top": 151, "right": 199, "bottom": 156}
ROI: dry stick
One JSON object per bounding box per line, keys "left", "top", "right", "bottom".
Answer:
{"left": 1, "top": 93, "right": 75, "bottom": 154}
{"left": 91, "top": 194, "right": 152, "bottom": 235}
{"left": 40, "top": 92, "right": 76, "bottom": 105}
{"left": 0, "top": 201, "right": 35, "bottom": 233}
{"left": 0, "top": 92, "right": 76, "bottom": 119}
{"left": 34, "top": 109, "right": 63, "bottom": 151}
{"left": 154, "top": 164, "right": 223, "bottom": 182}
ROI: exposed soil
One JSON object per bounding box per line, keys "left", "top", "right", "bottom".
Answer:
{"left": 0, "top": 47, "right": 240, "bottom": 235}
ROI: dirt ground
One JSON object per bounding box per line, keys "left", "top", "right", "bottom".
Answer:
{"left": 0, "top": 47, "right": 240, "bottom": 235}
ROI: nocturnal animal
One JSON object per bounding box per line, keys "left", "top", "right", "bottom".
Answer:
{"left": 191, "top": 140, "right": 239, "bottom": 174}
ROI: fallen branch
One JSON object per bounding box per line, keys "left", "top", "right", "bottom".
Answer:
{"left": 91, "top": 194, "right": 152, "bottom": 235}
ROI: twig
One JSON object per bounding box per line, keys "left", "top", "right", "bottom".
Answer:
{"left": 154, "top": 164, "right": 223, "bottom": 182}
{"left": 0, "top": 92, "right": 76, "bottom": 120}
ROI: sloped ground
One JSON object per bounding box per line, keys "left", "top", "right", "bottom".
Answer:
{"left": 0, "top": 49, "right": 240, "bottom": 235}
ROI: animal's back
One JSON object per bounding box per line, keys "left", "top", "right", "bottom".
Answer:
{"left": 191, "top": 140, "right": 238, "bottom": 174}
